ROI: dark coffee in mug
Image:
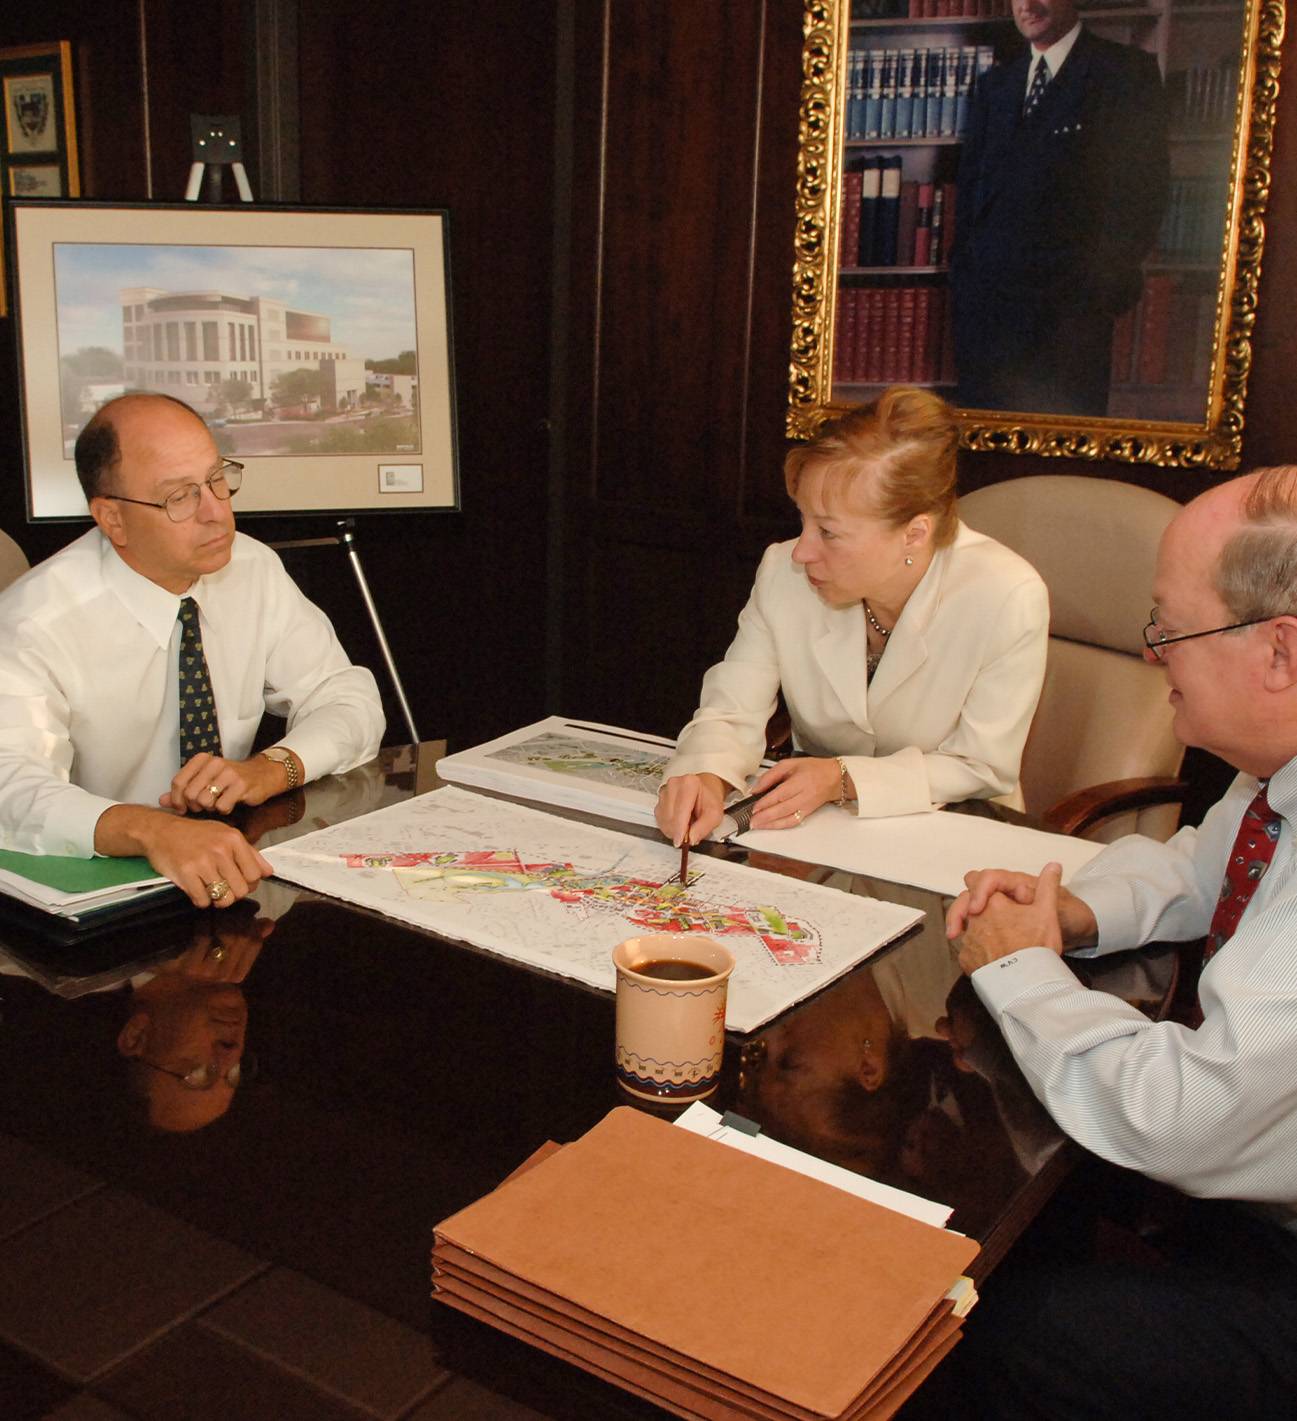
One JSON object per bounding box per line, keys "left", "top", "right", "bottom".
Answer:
{"left": 632, "top": 958, "right": 715, "bottom": 981}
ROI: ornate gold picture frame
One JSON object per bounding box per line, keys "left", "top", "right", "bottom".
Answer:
{"left": 787, "top": 0, "right": 1285, "bottom": 469}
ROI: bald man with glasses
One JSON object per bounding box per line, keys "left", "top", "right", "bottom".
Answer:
{"left": 0, "top": 393, "right": 383, "bottom": 909}
{"left": 930, "top": 467, "right": 1297, "bottom": 1418}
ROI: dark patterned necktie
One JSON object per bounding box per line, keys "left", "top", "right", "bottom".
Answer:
{"left": 1023, "top": 58, "right": 1050, "bottom": 117}
{"left": 1195, "top": 783, "right": 1282, "bottom": 1021}
{"left": 177, "top": 597, "right": 223, "bottom": 763}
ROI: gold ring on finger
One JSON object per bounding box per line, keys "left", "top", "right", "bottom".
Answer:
{"left": 209, "top": 944, "right": 227, "bottom": 961}
{"left": 793, "top": 809, "right": 803, "bottom": 823}
{"left": 206, "top": 879, "right": 231, "bottom": 902}
{"left": 208, "top": 783, "right": 221, "bottom": 800}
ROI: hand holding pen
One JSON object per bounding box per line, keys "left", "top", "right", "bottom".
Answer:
{"left": 654, "top": 772, "right": 729, "bottom": 848}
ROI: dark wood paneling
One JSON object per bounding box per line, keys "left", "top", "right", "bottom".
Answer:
{"left": 295, "top": 0, "right": 556, "bottom": 747}
{"left": 593, "top": 2, "right": 778, "bottom": 514}
{"left": 557, "top": 0, "right": 806, "bottom": 742}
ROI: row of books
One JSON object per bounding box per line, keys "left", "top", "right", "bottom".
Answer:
{"left": 1111, "top": 274, "right": 1215, "bottom": 390}
{"left": 834, "top": 281, "right": 957, "bottom": 387}
{"left": 1166, "top": 61, "right": 1239, "bottom": 132}
{"left": 1156, "top": 177, "right": 1228, "bottom": 265}
{"left": 852, "top": 0, "right": 1013, "bottom": 16}
{"left": 842, "top": 165, "right": 959, "bottom": 269}
{"left": 845, "top": 46, "right": 993, "bottom": 141}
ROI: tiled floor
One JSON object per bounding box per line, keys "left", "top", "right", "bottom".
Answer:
{"left": 0, "top": 1132, "right": 551, "bottom": 1421}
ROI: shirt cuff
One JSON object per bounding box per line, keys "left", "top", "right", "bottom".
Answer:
{"left": 970, "top": 946, "right": 1083, "bottom": 1014}
{"left": 843, "top": 747, "right": 933, "bottom": 818}
{"left": 273, "top": 724, "right": 363, "bottom": 784}
{"left": 42, "top": 790, "right": 120, "bottom": 859}
{"left": 1063, "top": 873, "right": 1137, "bottom": 957}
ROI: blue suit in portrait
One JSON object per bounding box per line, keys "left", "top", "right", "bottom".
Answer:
{"left": 951, "top": 28, "right": 1169, "bottom": 417}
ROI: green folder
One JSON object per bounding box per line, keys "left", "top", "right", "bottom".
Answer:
{"left": 0, "top": 849, "right": 159, "bottom": 895}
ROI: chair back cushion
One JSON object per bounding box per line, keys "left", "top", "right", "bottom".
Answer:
{"left": 961, "top": 476, "right": 1185, "bottom": 840}
{"left": 960, "top": 475, "right": 1179, "bottom": 656}
{"left": 0, "top": 530, "right": 29, "bottom": 594}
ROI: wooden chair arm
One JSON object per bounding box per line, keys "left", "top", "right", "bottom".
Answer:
{"left": 1043, "top": 777, "right": 1189, "bottom": 838}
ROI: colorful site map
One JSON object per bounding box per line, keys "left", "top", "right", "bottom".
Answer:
{"left": 265, "top": 787, "right": 923, "bottom": 1031}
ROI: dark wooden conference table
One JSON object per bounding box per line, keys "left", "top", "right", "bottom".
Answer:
{"left": 0, "top": 743, "right": 1175, "bottom": 1421}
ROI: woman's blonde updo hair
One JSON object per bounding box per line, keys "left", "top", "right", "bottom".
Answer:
{"left": 783, "top": 386, "right": 960, "bottom": 548}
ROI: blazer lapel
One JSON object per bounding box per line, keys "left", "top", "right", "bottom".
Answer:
{"left": 1034, "top": 29, "right": 1092, "bottom": 128}
{"left": 811, "top": 601, "right": 872, "bottom": 734}
{"left": 976, "top": 54, "right": 1031, "bottom": 218}
{"left": 867, "top": 547, "right": 949, "bottom": 704}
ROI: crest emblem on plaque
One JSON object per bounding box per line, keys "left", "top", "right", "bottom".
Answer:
{"left": 14, "top": 87, "right": 50, "bottom": 143}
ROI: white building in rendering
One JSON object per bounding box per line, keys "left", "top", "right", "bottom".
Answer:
{"left": 119, "top": 287, "right": 352, "bottom": 409}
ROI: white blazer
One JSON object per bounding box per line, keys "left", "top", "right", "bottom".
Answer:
{"left": 664, "top": 523, "right": 1049, "bottom": 817}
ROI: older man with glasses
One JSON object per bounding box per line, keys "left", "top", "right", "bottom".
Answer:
{"left": 925, "top": 466, "right": 1297, "bottom": 1419}
{"left": 0, "top": 392, "right": 383, "bottom": 909}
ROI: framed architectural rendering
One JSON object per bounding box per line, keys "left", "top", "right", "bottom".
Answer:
{"left": 8, "top": 202, "right": 460, "bottom": 519}
{"left": 787, "top": 0, "right": 1285, "bottom": 469}
{"left": 0, "top": 42, "right": 79, "bottom": 317}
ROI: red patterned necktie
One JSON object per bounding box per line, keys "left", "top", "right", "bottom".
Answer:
{"left": 1195, "top": 783, "right": 1282, "bottom": 1019}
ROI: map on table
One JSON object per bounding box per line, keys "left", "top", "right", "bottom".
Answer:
{"left": 433, "top": 716, "right": 768, "bottom": 837}
{"left": 263, "top": 786, "right": 924, "bottom": 1032}
{"left": 434, "top": 717, "right": 676, "bottom": 828}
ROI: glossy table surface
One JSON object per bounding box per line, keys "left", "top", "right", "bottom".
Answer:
{"left": 0, "top": 745, "right": 1174, "bottom": 1421}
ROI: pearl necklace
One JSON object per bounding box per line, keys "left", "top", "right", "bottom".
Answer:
{"left": 863, "top": 601, "right": 890, "bottom": 639}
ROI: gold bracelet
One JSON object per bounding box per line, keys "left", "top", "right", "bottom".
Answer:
{"left": 835, "top": 756, "right": 851, "bottom": 807}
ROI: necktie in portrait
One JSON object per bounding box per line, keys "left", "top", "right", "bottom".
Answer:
{"left": 1023, "top": 57, "right": 1051, "bottom": 118}
{"left": 177, "top": 596, "right": 223, "bottom": 763}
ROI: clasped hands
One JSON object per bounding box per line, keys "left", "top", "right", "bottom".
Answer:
{"left": 946, "top": 862, "right": 1098, "bottom": 974}
{"left": 655, "top": 757, "right": 847, "bottom": 847}
{"left": 160, "top": 750, "right": 289, "bottom": 817}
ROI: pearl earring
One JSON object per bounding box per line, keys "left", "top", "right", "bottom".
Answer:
{"left": 905, "top": 556, "right": 914, "bottom": 566}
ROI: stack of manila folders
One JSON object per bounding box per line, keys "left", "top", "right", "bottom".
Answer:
{"left": 433, "top": 1104, "right": 977, "bottom": 1421}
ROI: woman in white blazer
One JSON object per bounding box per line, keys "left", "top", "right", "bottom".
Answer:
{"left": 656, "top": 387, "right": 1049, "bottom": 847}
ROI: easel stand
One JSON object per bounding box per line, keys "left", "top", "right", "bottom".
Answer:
{"left": 269, "top": 521, "right": 420, "bottom": 746}
{"left": 183, "top": 114, "right": 420, "bottom": 747}
{"left": 185, "top": 115, "right": 254, "bottom": 203}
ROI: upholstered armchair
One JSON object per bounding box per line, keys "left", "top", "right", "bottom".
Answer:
{"left": 960, "top": 475, "right": 1186, "bottom": 842}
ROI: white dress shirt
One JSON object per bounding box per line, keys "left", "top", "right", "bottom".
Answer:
{"left": 1023, "top": 22, "right": 1082, "bottom": 103}
{"left": 0, "top": 529, "right": 384, "bottom": 858}
{"left": 972, "top": 756, "right": 1297, "bottom": 1226}
{"left": 662, "top": 523, "right": 1049, "bottom": 817}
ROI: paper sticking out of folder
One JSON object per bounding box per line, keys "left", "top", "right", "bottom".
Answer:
{"left": 432, "top": 1106, "right": 978, "bottom": 1420}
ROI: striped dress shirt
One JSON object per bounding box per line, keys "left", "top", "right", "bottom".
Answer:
{"left": 972, "top": 757, "right": 1297, "bottom": 1228}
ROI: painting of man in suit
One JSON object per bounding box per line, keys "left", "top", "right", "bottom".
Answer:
{"left": 950, "top": 0, "right": 1169, "bottom": 417}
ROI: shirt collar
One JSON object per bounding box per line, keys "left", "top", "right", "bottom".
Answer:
{"left": 99, "top": 532, "right": 190, "bottom": 650}
{"left": 1032, "top": 21, "right": 1082, "bottom": 81}
{"left": 1264, "top": 756, "right": 1297, "bottom": 820}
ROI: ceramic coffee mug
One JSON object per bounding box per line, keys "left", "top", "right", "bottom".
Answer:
{"left": 612, "top": 934, "right": 736, "bottom": 1103}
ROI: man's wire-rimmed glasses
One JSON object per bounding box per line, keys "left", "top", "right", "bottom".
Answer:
{"left": 138, "top": 1053, "right": 257, "bottom": 1090}
{"left": 101, "top": 460, "right": 244, "bottom": 523}
{"left": 1142, "top": 607, "right": 1275, "bottom": 661}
